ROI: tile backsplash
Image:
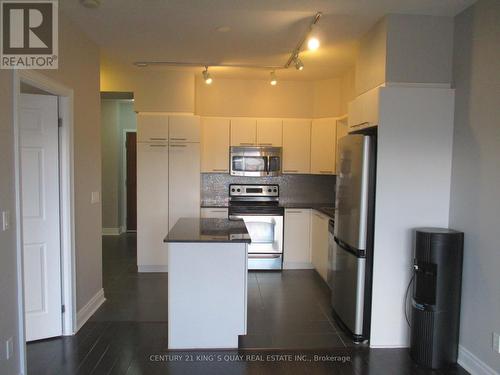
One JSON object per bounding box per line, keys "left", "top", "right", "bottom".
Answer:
{"left": 201, "top": 173, "right": 336, "bottom": 207}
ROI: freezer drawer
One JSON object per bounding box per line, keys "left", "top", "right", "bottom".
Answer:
{"left": 248, "top": 253, "right": 282, "bottom": 270}
{"left": 331, "top": 241, "right": 366, "bottom": 336}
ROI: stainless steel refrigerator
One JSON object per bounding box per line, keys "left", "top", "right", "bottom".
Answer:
{"left": 331, "top": 133, "right": 376, "bottom": 343}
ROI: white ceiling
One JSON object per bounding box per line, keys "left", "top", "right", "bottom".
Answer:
{"left": 61, "top": 0, "right": 475, "bottom": 81}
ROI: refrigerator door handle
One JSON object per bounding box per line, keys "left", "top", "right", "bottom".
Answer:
{"left": 334, "top": 236, "right": 366, "bottom": 258}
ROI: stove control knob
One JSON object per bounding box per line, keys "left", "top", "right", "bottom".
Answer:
{"left": 268, "top": 189, "right": 272, "bottom": 192}
{"left": 273, "top": 188, "right": 277, "bottom": 193}
{"left": 237, "top": 188, "right": 241, "bottom": 192}
{"left": 231, "top": 188, "right": 235, "bottom": 192}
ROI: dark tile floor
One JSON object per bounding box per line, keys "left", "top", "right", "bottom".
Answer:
{"left": 27, "top": 233, "right": 469, "bottom": 374}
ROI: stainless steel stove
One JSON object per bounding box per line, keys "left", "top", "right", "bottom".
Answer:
{"left": 228, "top": 184, "right": 284, "bottom": 270}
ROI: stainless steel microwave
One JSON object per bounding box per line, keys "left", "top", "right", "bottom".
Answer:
{"left": 230, "top": 146, "right": 282, "bottom": 177}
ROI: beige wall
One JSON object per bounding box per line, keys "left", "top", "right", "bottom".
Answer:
{"left": 195, "top": 77, "right": 317, "bottom": 118}
{"left": 100, "top": 100, "right": 136, "bottom": 231}
{"left": 40, "top": 15, "right": 102, "bottom": 310}
{"left": 450, "top": 0, "right": 500, "bottom": 371}
{"left": 0, "top": 71, "right": 22, "bottom": 375}
{"left": 101, "top": 101, "right": 120, "bottom": 229}
{"left": 355, "top": 18, "right": 387, "bottom": 96}
{"left": 101, "top": 55, "right": 195, "bottom": 113}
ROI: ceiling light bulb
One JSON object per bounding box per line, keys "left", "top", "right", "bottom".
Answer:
{"left": 270, "top": 71, "right": 277, "bottom": 86}
{"left": 307, "top": 37, "right": 320, "bottom": 51}
{"left": 294, "top": 56, "right": 304, "bottom": 71}
{"left": 202, "top": 68, "right": 213, "bottom": 85}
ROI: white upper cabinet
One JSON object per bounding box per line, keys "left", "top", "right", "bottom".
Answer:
{"left": 282, "top": 119, "right": 311, "bottom": 174}
{"left": 169, "top": 114, "right": 200, "bottom": 143}
{"left": 256, "top": 119, "right": 283, "bottom": 147}
{"left": 137, "top": 113, "right": 169, "bottom": 143}
{"left": 201, "top": 117, "right": 230, "bottom": 173}
{"left": 310, "top": 118, "right": 337, "bottom": 175}
{"left": 230, "top": 118, "right": 257, "bottom": 146}
{"left": 348, "top": 86, "right": 380, "bottom": 132}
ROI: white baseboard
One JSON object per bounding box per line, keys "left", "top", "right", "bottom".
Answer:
{"left": 283, "top": 262, "right": 314, "bottom": 270}
{"left": 102, "top": 227, "right": 121, "bottom": 235}
{"left": 138, "top": 265, "right": 168, "bottom": 273}
{"left": 458, "top": 345, "right": 499, "bottom": 375}
{"left": 76, "top": 289, "right": 105, "bottom": 332}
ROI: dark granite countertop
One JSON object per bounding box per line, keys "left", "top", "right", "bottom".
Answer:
{"left": 164, "top": 218, "right": 251, "bottom": 243}
{"left": 200, "top": 203, "right": 335, "bottom": 219}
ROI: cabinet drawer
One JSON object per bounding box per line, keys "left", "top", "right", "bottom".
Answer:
{"left": 200, "top": 208, "right": 229, "bottom": 219}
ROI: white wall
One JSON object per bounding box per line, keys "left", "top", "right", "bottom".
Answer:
{"left": 0, "top": 70, "right": 22, "bottom": 375}
{"left": 370, "top": 86, "right": 455, "bottom": 347}
{"left": 386, "top": 15, "right": 454, "bottom": 85}
{"left": 450, "top": 0, "right": 500, "bottom": 372}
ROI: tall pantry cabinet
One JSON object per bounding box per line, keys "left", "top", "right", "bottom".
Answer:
{"left": 137, "top": 113, "right": 200, "bottom": 272}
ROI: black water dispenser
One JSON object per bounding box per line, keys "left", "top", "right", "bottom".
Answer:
{"left": 409, "top": 228, "right": 464, "bottom": 369}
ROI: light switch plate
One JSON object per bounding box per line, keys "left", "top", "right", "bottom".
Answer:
{"left": 493, "top": 332, "right": 500, "bottom": 354}
{"left": 91, "top": 191, "right": 100, "bottom": 204}
{"left": 2, "top": 210, "right": 10, "bottom": 231}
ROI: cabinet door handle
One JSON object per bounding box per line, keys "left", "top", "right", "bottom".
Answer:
{"left": 170, "top": 137, "right": 187, "bottom": 141}
{"left": 169, "top": 144, "right": 187, "bottom": 148}
{"left": 286, "top": 210, "right": 304, "bottom": 214}
{"left": 258, "top": 143, "right": 273, "bottom": 146}
{"left": 210, "top": 210, "right": 227, "bottom": 213}
{"left": 283, "top": 169, "right": 299, "bottom": 173}
{"left": 320, "top": 171, "right": 333, "bottom": 174}
{"left": 239, "top": 143, "right": 254, "bottom": 146}
{"left": 212, "top": 169, "right": 228, "bottom": 172}
{"left": 351, "top": 121, "right": 369, "bottom": 128}
{"left": 149, "top": 137, "right": 167, "bottom": 141}
{"left": 149, "top": 144, "right": 166, "bottom": 147}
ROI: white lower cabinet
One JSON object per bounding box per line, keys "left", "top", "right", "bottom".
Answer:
{"left": 310, "top": 210, "right": 329, "bottom": 281}
{"left": 283, "top": 209, "right": 312, "bottom": 269}
{"left": 169, "top": 143, "right": 201, "bottom": 231}
{"left": 200, "top": 207, "right": 229, "bottom": 219}
{"left": 137, "top": 143, "right": 169, "bottom": 271}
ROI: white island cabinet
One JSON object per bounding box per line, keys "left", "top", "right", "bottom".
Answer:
{"left": 164, "top": 218, "right": 250, "bottom": 349}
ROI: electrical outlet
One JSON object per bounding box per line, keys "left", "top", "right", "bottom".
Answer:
{"left": 91, "top": 191, "right": 100, "bottom": 204}
{"left": 2, "top": 210, "right": 10, "bottom": 231}
{"left": 493, "top": 332, "right": 500, "bottom": 354}
{"left": 6, "top": 337, "right": 13, "bottom": 360}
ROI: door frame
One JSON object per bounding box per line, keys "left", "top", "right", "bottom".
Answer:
{"left": 122, "top": 128, "right": 137, "bottom": 232}
{"left": 13, "top": 70, "right": 76, "bottom": 374}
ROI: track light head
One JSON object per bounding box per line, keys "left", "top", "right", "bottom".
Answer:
{"left": 202, "top": 67, "right": 213, "bottom": 85}
{"left": 294, "top": 55, "right": 304, "bottom": 71}
{"left": 270, "top": 71, "right": 277, "bottom": 86}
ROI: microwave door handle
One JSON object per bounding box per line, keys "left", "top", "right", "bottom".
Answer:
{"left": 264, "top": 156, "right": 269, "bottom": 175}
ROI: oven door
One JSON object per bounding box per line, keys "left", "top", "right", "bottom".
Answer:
{"left": 229, "top": 214, "right": 283, "bottom": 270}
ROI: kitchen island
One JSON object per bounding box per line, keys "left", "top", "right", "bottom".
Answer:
{"left": 164, "top": 218, "right": 251, "bottom": 349}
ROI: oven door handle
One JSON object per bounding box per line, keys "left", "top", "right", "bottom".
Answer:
{"left": 248, "top": 254, "right": 281, "bottom": 259}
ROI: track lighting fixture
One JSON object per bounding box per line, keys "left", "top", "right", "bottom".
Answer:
{"left": 202, "top": 66, "right": 213, "bottom": 85}
{"left": 270, "top": 71, "right": 277, "bottom": 86}
{"left": 293, "top": 55, "right": 304, "bottom": 71}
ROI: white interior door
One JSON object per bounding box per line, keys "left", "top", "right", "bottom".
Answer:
{"left": 20, "top": 93, "right": 62, "bottom": 341}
